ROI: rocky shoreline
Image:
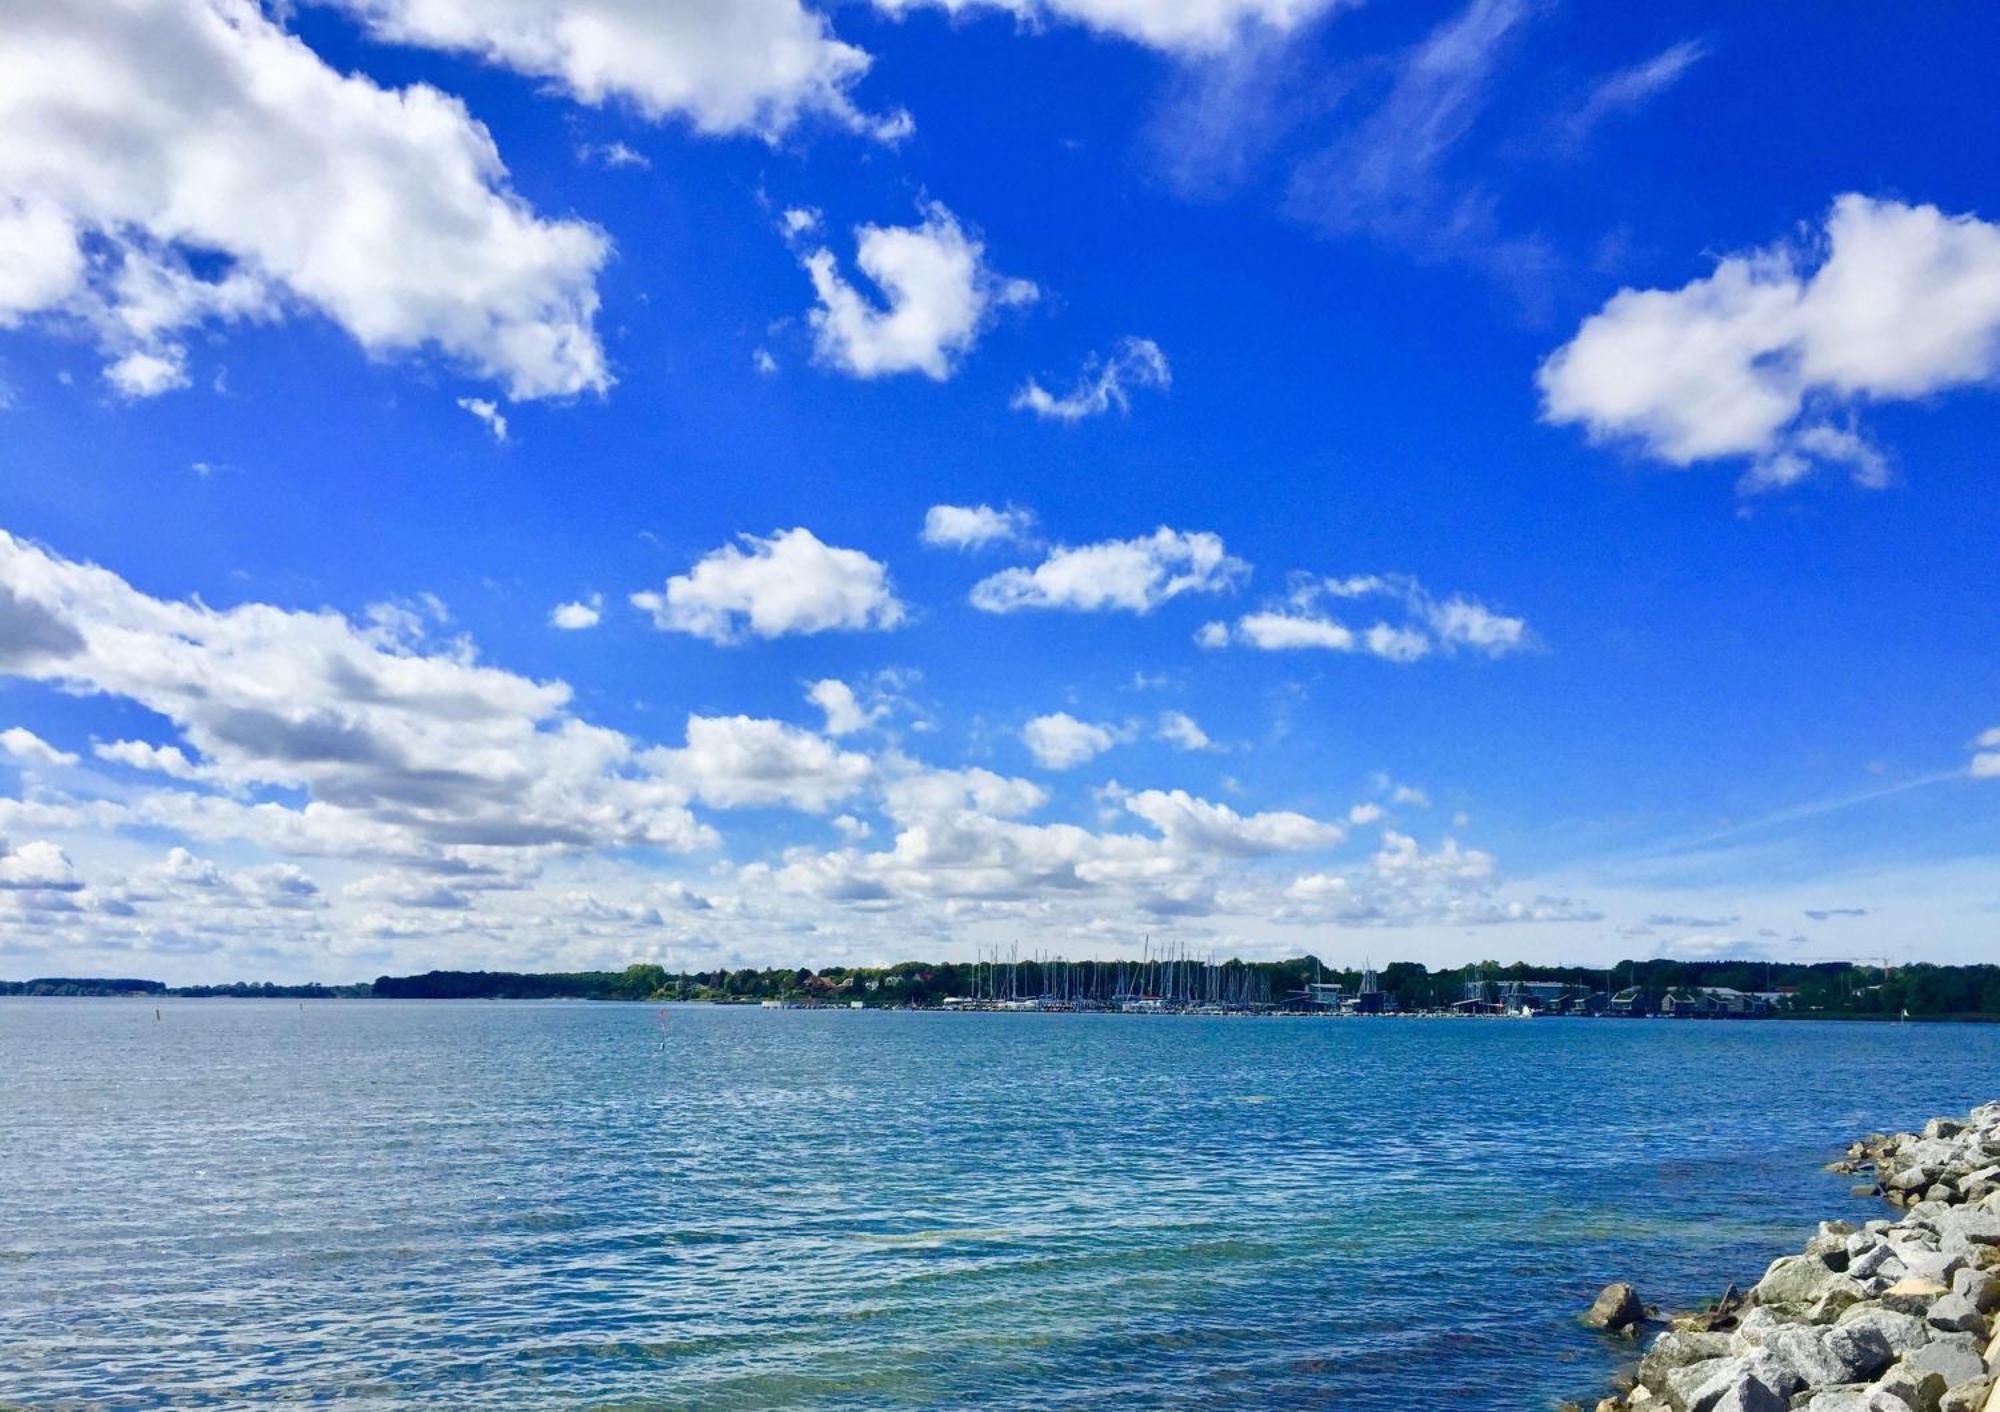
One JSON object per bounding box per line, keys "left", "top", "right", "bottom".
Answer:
{"left": 1577, "top": 1102, "right": 2000, "bottom": 1412}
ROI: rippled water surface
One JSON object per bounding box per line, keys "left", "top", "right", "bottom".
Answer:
{"left": 5, "top": 1001, "right": 1999, "bottom": 1409}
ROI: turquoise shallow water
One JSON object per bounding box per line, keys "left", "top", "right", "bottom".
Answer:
{"left": 4, "top": 1001, "right": 1998, "bottom": 1409}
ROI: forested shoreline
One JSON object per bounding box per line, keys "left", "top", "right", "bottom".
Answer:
{"left": 7, "top": 958, "right": 1999, "bottom": 1019}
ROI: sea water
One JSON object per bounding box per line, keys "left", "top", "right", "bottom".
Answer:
{"left": 5, "top": 999, "right": 1998, "bottom": 1408}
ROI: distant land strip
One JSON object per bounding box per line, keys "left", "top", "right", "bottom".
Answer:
{"left": 5, "top": 958, "right": 1999, "bottom": 1020}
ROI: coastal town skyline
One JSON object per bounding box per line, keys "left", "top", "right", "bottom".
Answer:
{"left": 2, "top": 0, "right": 1997, "bottom": 982}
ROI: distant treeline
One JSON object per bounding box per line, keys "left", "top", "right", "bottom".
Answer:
{"left": 368, "top": 958, "right": 2000, "bottom": 1020}
{"left": 12, "top": 959, "right": 2000, "bottom": 1019}
{"left": 0, "top": 977, "right": 370, "bottom": 999}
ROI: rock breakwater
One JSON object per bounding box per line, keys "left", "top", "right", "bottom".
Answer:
{"left": 1586, "top": 1102, "right": 2000, "bottom": 1412}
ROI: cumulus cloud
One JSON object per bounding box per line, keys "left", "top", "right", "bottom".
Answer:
{"left": 325, "top": 0, "right": 909, "bottom": 140}
{"left": 0, "top": 726, "right": 76, "bottom": 767}
{"left": 1012, "top": 337, "right": 1170, "bottom": 421}
{"left": 1277, "top": 830, "right": 1596, "bottom": 928}
{"left": 458, "top": 397, "right": 509, "bottom": 442}
{"left": 807, "top": 678, "right": 882, "bottom": 736}
{"left": 757, "top": 763, "right": 1347, "bottom": 917}
{"left": 0, "top": 0, "right": 611, "bottom": 400}
{"left": 1124, "top": 788, "right": 1341, "bottom": 855}
{"left": 649, "top": 715, "right": 872, "bottom": 812}
{"left": 549, "top": 594, "right": 603, "bottom": 630}
{"left": 1156, "top": 710, "right": 1213, "bottom": 752}
{"left": 1023, "top": 712, "right": 1118, "bottom": 770}
{"left": 0, "top": 526, "right": 726, "bottom": 860}
{"left": 0, "top": 838, "right": 81, "bottom": 892}
{"left": 631, "top": 528, "right": 905, "bottom": 644}
{"left": 872, "top": 0, "right": 1342, "bottom": 55}
{"left": 801, "top": 203, "right": 1036, "bottom": 379}
{"left": 920, "top": 503, "right": 1034, "bottom": 549}
{"left": 92, "top": 739, "right": 211, "bottom": 781}
{"left": 1212, "top": 572, "right": 1528, "bottom": 659}
{"left": 1540, "top": 195, "right": 2000, "bottom": 490}
{"left": 1973, "top": 726, "right": 2000, "bottom": 780}
{"left": 970, "top": 527, "right": 1248, "bottom": 614}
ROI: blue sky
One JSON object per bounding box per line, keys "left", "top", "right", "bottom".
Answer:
{"left": 0, "top": 0, "right": 1994, "bottom": 980}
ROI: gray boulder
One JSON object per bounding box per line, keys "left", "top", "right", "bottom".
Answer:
{"left": 1686, "top": 1351, "right": 1798, "bottom": 1412}
{"left": 1901, "top": 1336, "right": 1990, "bottom": 1388}
{"left": 1586, "top": 1281, "right": 1648, "bottom": 1331}
{"left": 1926, "top": 1291, "right": 1989, "bottom": 1337}
{"left": 1802, "top": 1322, "right": 1894, "bottom": 1385}
{"left": 1638, "top": 1330, "right": 1734, "bottom": 1391}
{"left": 1950, "top": 1266, "right": 1999, "bottom": 1315}
{"left": 1938, "top": 1378, "right": 1993, "bottom": 1412}
{"left": 1835, "top": 1304, "right": 1931, "bottom": 1355}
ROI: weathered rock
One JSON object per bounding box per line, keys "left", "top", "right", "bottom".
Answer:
{"left": 1903, "top": 1338, "right": 1991, "bottom": 1392}
{"left": 1588, "top": 1282, "right": 1650, "bottom": 1332}
{"left": 1929, "top": 1292, "right": 1990, "bottom": 1337}
{"left": 1953, "top": 1269, "right": 2000, "bottom": 1316}
{"left": 1687, "top": 1351, "right": 1798, "bottom": 1412}
{"left": 1836, "top": 1305, "right": 1932, "bottom": 1355}
{"left": 1639, "top": 1330, "right": 1734, "bottom": 1391}
{"left": 1938, "top": 1376, "right": 1993, "bottom": 1412}
{"left": 1878, "top": 1362, "right": 1948, "bottom": 1412}
{"left": 1884, "top": 1277, "right": 1954, "bottom": 1314}
{"left": 1758, "top": 1322, "right": 1894, "bottom": 1388}
{"left": 1662, "top": 1357, "right": 1727, "bottom": 1410}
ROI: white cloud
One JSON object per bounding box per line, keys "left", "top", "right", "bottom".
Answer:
{"left": 802, "top": 203, "right": 1036, "bottom": 379}
{"left": 93, "top": 739, "right": 210, "bottom": 781}
{"left": 758, "top": 764, "right": 1345, "bottom": 918}
{"left": 577, "top": 140, "right": 649, "bottom": 170}
{"left": 807, "top": 679, "right": 882, "bottom": 736}
{"left": 549, "top": 594, "right": 602, "bottom": 630}
{"left": 0, "top": 838, "right": 81, "bottom": 892}
{"left": 1236, "top": 610, "right": 1353, "bottom": 651}
{"left": 330, "top": 0, "right": 909, "bottom": 140}
{"left": 1556, "top": 39, "right": 1707, "bottom": 150}
{"left": 1156, "top": 710, "right": 1212, "bottom": 752}
{"left": 1213, "top": 573, "right": 1528, "bottom": 659}
{"left": 631, "top": 528, "right": 905, "bottom": 644}
{"left": 872, "top": 0, "right": 1341, "bottom": 55}
{"left": 920, "top": 503, "right": 1034, "bottom": 550}
{"left": 1282, "top": 0, "right": 1555, "bottom": 298}
{"left": 1972, "top": 725, "right": 2000, "bottom": 780}
{"left": 0, "top": 726, "right": 76, "bottom": 767}
{"left": 0, "top": 526, "right": 714, "bottom": 860}
{"left": 1194, "top": 620, "right": 1230, "bottom": 649}
{"left": 347, "top": 871, "right": 473, "bottom": 911}
{"left": 107, "top": 349, "right": 191, "bottom": 399}
{"left": 1347, "top": 801, "right": 1383, "bottom": 825}
{"left": 646, "top": 715, "right": 871, "bottom": 812}
{"left": 1023, "top": 712, "right": 1117, "bottom": 770}
{"left": 1124, "top": 788, "right": 1341, "bottom": 855}
{"left": 0, "top": 0, "right": 611, "bottom": 400}
{"left": 1540, "top": 194, "right": 2000, "bottom": 489}
{"left": 1012, "top": 337, "right": 1170, "bottom": 421}
{"left": 458, "top": 397, "right": 509, "bottom": 442}
{"left": 971, "top": 527, "right": 1248, "bottom": 614}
